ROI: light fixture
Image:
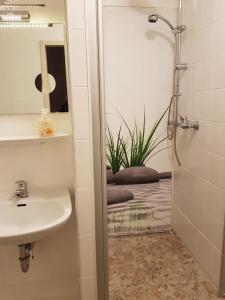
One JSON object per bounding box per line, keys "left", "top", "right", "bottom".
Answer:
{"left": 0, "top": 22, "right": 53, "bottom": 28}
{"left": 0, "top": 1, "right": 49, "bottom": 28}
{"left": 0, "top": 4, "right": 45, "bottom": 7}
{"left": 0, "top": 10, "right": 30, "bottom": 22}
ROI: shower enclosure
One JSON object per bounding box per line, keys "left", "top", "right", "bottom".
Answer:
{"left": 86, "top": 0, "right": 225, "bottom": 298}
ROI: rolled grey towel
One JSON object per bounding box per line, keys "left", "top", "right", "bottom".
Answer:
{"left": 114, "top": 167, "right": 159, "bottom": 185}
{"left": 107, "top": 170, "right": 114, "bottom": 184}
{"left": 107, "top": 189, "right": 134, "bottom": 205}
{"left": 159, "top": 172, "right": 172, "bottom": 179}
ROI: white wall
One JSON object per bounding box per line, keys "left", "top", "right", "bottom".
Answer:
{"left": 173, "top": 0, "right": 225, "bottom": 288}
{"left": 103, "top": 4, "right": 177, "bottom": 172}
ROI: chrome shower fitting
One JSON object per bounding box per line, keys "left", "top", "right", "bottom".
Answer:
{"left": 175, "top": 63, "right": 188, "bottom": 71}
{"left": 173, "top": 24, "right": 186, "bottom": 34}
{"left": 177, "top": 115, "right": 199, "bottom": 130}
{"left": 148, "top": 14, "right": 174, "bottom": 30}
{"left": 148, "top": 3, "right": 191, "bottom": 166}
{"left": 148, "top": 14, "right": 186, "bottom": 34}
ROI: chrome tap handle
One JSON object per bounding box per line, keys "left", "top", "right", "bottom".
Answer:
{"left": 177, "top": 115, "right": 199, "bottom": 130}
{"left": 15, "top": 180, "right": 27, "bottom": 188}
{"left": 15, "top": 180, "right": 29, "bottom": 198}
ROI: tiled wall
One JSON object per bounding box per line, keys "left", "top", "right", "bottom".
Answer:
{"left": 66, "top": 0, "right": 98, "bottom": 299}
{"left": 173, "top": 0, "right": 225, "bottom": 288}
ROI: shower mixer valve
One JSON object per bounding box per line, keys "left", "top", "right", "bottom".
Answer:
{"left": 177, "top": 115, "right": 199, "bottom": 130}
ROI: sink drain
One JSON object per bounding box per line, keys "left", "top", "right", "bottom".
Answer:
{"left": 18, "top": 242, "right": 35, "bottom": 273}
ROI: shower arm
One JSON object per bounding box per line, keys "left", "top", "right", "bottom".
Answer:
{"left": 156, "top": 15, "right": 175, "bottom": 31}
{"left": 149, "top": 14, "right": 186, "bottom": 34}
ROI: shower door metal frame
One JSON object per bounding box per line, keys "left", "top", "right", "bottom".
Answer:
{"left": 85, "top": 0, "right": 109, "bottom": 299}
{"left": 86, "top": 0, "right": 225, "bottom": 297}
{"left": 220, "top": 226, "right": 225, "bottom": 297}
{"left": 85, "top": 0, "right": 186, "bottom": 299}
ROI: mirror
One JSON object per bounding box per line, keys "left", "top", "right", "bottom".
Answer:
{"left": 0, "top": 23, "right": 69, "bottom": 114}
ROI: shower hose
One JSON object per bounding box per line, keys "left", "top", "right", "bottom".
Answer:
{"left": 167, "top": 94, "right": 181, "bottom": 166}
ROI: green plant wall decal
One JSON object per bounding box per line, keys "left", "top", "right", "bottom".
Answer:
{"left": 106, "top": 107, "right": 169, "bottom": 173}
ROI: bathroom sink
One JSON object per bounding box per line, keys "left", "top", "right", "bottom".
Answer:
{"left": 0, "top": 189, "right": 72, "bottom": 245}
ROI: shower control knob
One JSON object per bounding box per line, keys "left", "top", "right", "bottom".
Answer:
{"left": 177, "top": 115, "right": 199, "bottom": 130}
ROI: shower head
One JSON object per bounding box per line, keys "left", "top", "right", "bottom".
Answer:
{"left": 148, "top": 14, "right": 158, "bottom": 23}
{"left": 148, "top": 14, "right": 175, "bottom": 31}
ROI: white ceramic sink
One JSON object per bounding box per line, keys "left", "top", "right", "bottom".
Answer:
{"left": 0, "top": 189, "right": 72, "bottom": 245}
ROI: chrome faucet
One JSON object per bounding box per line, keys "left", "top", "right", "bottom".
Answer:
{"left": 15, "top": 180, "right": 29, "bottom": 198}
{"left": 177, "top": 115, "right": 199, "bottom": 130}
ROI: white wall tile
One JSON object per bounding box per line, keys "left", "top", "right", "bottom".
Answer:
{"left": 174, "top": 207, "right": 222, "bottom": 286}
{"left": 66, "top": 0, "right": 98, "bottom": 299}
{"left": 212, "top": 89, "right": 225, "bottom": 123}
{"left": 195, "top": 229, "right": 221, "bottom": 286}
{"left": 214, "top": 53, "right": 225, "bottom": 89}
{"left": 202, "top": 0, "right": 216, "bottom": 27}
{"left": 191, "top": 91, "right": 213, "bottom": 121}
{"left": 174, "top": 0, "right": 225, "bottom": 289}
{"left": 189, "top": 149, "right": 211, "bottom": 181}
{"left": 191, "top": 26, "right": 214, "bottom": 64}
{"left": 79, "top": 235, "right": 96, "bottom": 277}
{"left": 76, "top": 189, "right": 94, "bottom": 235}
{"left": 74, "top": 141, "right": 92, "bottom": 189}
{"left": 67, "top": 0, "right": 86, "bottom": 30}
{"left": 207, "top": 185, "right": 225, "bottom": 222}
{"left": 209, "top": 154, "right": 225, "bottom": 189}
{"left": 214, "top": 17, "right": 225, "bottom": 55}
{"left": 68, "top": 29, "right": 88, "bottom": 87}
{"left": 190, "top": 0, "right": 203, "bottom": 33}
{"left": 216, "top": 0, "right": 225, "bottom": 21}
{"left": 210, "top": 123, "right": 225, "bottom": 156}
{"left": 72, "top": 87, "right": 90, "bottom": 140}
{"left": 80, "top": 277, "right": 97, "bottom": 300}
{"left": 191, "top": 121, "right": 212, "bottom": 152}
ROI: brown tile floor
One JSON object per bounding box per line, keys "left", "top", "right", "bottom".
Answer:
{"left": 108, "top": 233, "right": 221, "bottom": 300}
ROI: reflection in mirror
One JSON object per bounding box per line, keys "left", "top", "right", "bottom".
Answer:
{"left": 39, "top": 42, "right": 69, "bottom": 112}
{"left": 35, "top": 73, "right": 56, "bottom": 94}
{"left": 0, "top": 24, "right": 69, "bottom": 114}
